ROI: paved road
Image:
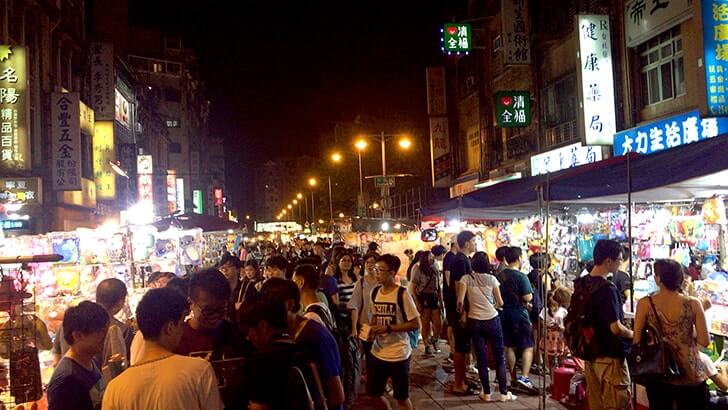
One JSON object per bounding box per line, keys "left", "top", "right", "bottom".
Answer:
{"left": 353, "top": 341, "right": 570, "bottom": 409}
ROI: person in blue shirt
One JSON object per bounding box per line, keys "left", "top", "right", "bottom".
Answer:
{"left": 47, "top": 301, "right": 109, "bottom": 410}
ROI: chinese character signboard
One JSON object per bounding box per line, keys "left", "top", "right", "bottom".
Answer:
{"left": 374, "top": 176, "right": 395, "bottom": 188}
{"left": 442, "top": 23, "right": 471, "bottom": 53}
{"left": 426, "top": 67, "right": 447, "bottom": 116}
{"left": 166, "top": 170, "right": 177, "bottom": 214}
{"left": 175, "top": 178, "right": 185, "bottom": 213}
{"left": 0, "top": 45, "right": 30, "bottom": 171}
{"left": 496, "top": 91, "right": 531, "bottom": 128}
{"left": 613, "top": 110, "right": 728, "bottom": 156}
{"left": 502, "top": 0, "right": 532, "bottom": 65}
{"left": 577, "top": 15, "right": 617, "bottom": 145}
{"left": 702, "top": 0, "right": 728, "bottom": 115}
{"left": 0, "top": 220, "right": 29, "bottom": 231}
{"left": 114, "top": 89, "right": 130, "bottom": 128}
{"left": 530, "top": 143, "right": 603, "bottom": 176}
{"left": 51, "top": 93, "right": 82, "bottom": 191}
{"left": 93, "top": 121, "right": 116, "bottom": 199}
{"left": 136, "top": 154, "right": 153, "bottom": 204}
{"left": 89, "top": 43, "right": 114, "bottom": 120}
{"left": 625, "top": 0, "right": 692, "bottom": 47}
{"left": 429, "top": 117, "right": 452, "bottom": 188}
{"left": 193, "top": 189, "right": 203, "bottom": 214}
{"left": 0, "top": 177, "right": 42, "bottom": 204}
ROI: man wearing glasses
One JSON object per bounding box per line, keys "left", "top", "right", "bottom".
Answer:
{"left": 174, "top": 269, "right": 250, "bottom": 361}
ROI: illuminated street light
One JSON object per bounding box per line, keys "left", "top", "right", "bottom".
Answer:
{"left": 398, "top": 137, "right": 412, "bottom": 149}
{"left": 293, "top": 199, "right": 298, "bottom": 205}
{"left": 331, "top": 152, "right": 343, "bottom": 163}
{"left": 297, "top": 193, "right": 303, "bottom": 199}
{"left": 355, "top": 139, "right": 368, "bottom": 150}
{"left": 282, "top": 210, "right": 287, "bottom": 215}
{"left": 318, "top": 219, "right": 325, "bottom": 224}
{"left": 338, "top": 212, "right": 345, "bottom": 218}
{"left": 308, "top": 178, "right": 318, "bottom": 187}
{"left": 287, "top": 204, "right": 292, "bottom": 210}
{"left": 245, "top": 215, "right": 251, "bottom": 220}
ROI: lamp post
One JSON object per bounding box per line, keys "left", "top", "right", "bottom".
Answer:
{"left": 308, "top": 178, "right": 317, "bottom": 227}
{"left": 327, "top": 175, "right": 333, "bottom": 227}
{"left": 355, "top": 133, "right": 412, "bottom": 219}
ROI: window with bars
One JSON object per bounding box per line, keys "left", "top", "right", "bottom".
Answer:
{"left": 541, "top": 74, "right": 578, "bottom": 148}
{"left": 638, "top": 27, "right": 685, "bottom": 106}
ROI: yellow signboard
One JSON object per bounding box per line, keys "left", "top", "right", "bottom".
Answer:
{"left": 79, "top": 100, "right": 95, "bottom": 136}
{"left": 93, "top": 121, "right": 115, "bottom": 199}
{"left": 0, "top": 45, "right": 30, "bottom": 170}
{"left": 59, "top": 177, "right": 97, "bottom": 208}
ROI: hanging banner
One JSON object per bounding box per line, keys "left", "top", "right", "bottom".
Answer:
{"left": 530, "top": 143, "right": 603, "bottom": 175}
{"left": 625, "top": 0, "right": 692, "bottom": 47}
{"left": 0, "top": 45, "right": 30, "bottom": 171}
{"left": 576, "top": 15, "right": 617, "bottom": 146}
{"left": 175, "top": 178, "right": 185, "bottom": 213}
{"left": 192, "top": 189, "right": 203, "bottom": 214}
{"left": 136, "top": 154, "right": 153, "bottom": 204}
{"left": 51, "top": 93, "right": 82, "bottom": 190}
{"left": 613, "top": 110, "right": 728, "bottom": 156}
{"left": 702, "top": 0, "right": 728, "bottom": 115}
{"left": 426, "top": 67, "right": 447, "bottom": 116}
{"left": 442, "top": 23, "right": 472, "bottom": 53}
{"left": 502, "top": 0, "right": 532, "bottom": 65}
{"left": 166, "top": 170, "right": 177, "bottom": 214}
{"left": 89, "top": 43, "right": 114, "bottom": 120}
{"left": 114, "top": 89, "right": 130, "bottom": 128}
{"left": 93, "top": 121, "right": 116, "bottom": 199}
{"left": 495, "top": 91, "right": 531, "bottom": 128}
{"left": 429, "top": 117, "right": 451, "bottom": 188}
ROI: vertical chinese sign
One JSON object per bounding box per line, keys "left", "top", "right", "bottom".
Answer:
{"left": 0, "top": 45, "right": 30, "bottom": 171}
{"left": 495, "top": 91, "right": 531, "bottom": 128}
{"left": 442, "top": 23, "right": 472, "bottom": 54}
{"left": 214, "top": 188, "right": 223, "bottom": 218}
{"left": 502, "top": 0, "right": 532, "bottom": 65}
{"left": 703, "top": 0, "right": 728, "bottom": 115}
{"left": 192, "top": 189, "right": 203, "bottom": 215}
{"left": 576, "top": 15, "right": 617, "bottom": 145}
{"left": 51, "top": 93, "right": 82, "bottom": 190}
{"left": 136, "top": 154, "right": 153, "bottom": 205}
{"left": 89, "top": 43, "right": 114, "bottom": 121}
{"left": 166, "top": 170, "right": 177, "bottom": 214}
{"left": 426, "top": 67, "right": 451, "bottom": 188}
{"left": 93, "top": 121, "right": 116, "bottom": 199}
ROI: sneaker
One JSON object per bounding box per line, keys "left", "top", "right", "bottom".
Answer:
{"left": 498, "top": 392, "right": 517, "bottom": 402}
{"left": 478, "top": 393, "right": 491, "bottom": 402}
{"left": 516, "top": 375, "right": 535, "bottom": 390}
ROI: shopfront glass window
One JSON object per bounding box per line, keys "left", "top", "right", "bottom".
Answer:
{"left": 638, "top": 27, "right": 685, "bottom": 106}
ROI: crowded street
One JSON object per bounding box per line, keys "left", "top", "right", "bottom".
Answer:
{"left": 2, "top": 0, "right": 728, "bottom": 409}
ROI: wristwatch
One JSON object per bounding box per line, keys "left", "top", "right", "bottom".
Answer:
{"left": 386, "top": 325, "right": 392, "bottom": 334}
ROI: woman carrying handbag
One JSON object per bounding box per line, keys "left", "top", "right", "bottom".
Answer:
{"left": 632, "top": 259, "right": 710, "bottom": 409}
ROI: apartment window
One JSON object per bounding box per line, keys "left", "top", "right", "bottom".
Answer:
{"left": 152, "top": 61, "right": 164, "bottom": 73}
{"left": 541, "top": 75, "right": 578, "bottom": 148}
{"left": 165, "top": 88, "right": 181, "bottom": 102}
{"left": 166, "top": 119, "right": 180, "bottom": 128}
{"left": 169, "top": 143, "right": 182, "bottom": 153}
{"left": 638, "top": 27, "right": 685, "bottom": 106}
{"left": 164, "top": 36, "right": 182, "bottom": 50}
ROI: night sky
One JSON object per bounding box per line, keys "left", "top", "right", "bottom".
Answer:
{"left": 130, "top": 1, "right": 450, "bottom": 213}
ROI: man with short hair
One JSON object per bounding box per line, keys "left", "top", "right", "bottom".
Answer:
{"left": 53, "top": 278, "right": 131, "bottom": 378}
{"left": 175, "top": 268, "right": 250, "bottom": 360}
{"left": 48, "top": 301, "right": 109, "bottom": 410}
{"left": 102, "top": 288, "right": 223, "bottom": 410}
{"left": 495, "top": 246, "right": 509, "bottom": 274}
{"left": 367, "top": 254, "right": 421, "bottom": 409}
{"left": 449, "top": 231, "right": 478, "bottom": 395}
{"left": 498, "top": 246, "right": 537, "bottom": 393}
{"left": 581, "top": 239, "right": 633, "bottom": 410}
{"left": 264, "top": 255, "right": 289, "bottom": 280}
{"left": 261, "top": 278, "right": 345, "bottom": 409}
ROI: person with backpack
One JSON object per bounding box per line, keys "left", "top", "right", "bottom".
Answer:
{"left": 498, "top": 246, "right": 537, "bottom": 394}
{"left": 456, "top": 252, "right": 517, "bottom": 402}
{"left": 567, "top": 239, "right": 633, "bottom": 410}
{"left": 239, "top": 293, "right": 327, "bottom": 410}
{"left": 366, "top": 254, "right": 421, "bottom": 410}
{"left": 261, "top": 278, "right": 346, "bottom": 409}
{"left": 294, "top": 264, "right": 336, "bottom": 331}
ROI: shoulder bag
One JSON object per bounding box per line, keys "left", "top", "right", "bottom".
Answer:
{"left": 627, "top": 296, "right": 681, "bottom": 383}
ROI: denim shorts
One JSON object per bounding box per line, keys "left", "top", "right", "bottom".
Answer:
{"left": 502, "top": 319, "right": 534, "bottom": 349}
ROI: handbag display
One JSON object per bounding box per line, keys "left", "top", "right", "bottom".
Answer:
{"left": 627, "top": 296, "right": 681, "bottom": 383}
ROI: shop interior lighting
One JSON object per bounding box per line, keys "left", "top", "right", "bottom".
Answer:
{"left": 381, "top": 222, "right": 390, "bottom": 231}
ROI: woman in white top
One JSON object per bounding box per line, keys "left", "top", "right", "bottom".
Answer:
{"left": 456, "top": 251, "right": 516, "bottom": 402}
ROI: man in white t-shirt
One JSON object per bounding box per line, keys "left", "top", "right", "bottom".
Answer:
{"left": 366, "top": 254, "right": 421, "bottom": 410}
{"left": 102, "top": 288, "right": 223, "bottom": 410}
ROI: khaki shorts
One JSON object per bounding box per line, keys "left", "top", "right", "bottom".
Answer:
{"left": 584, "top": 357, "right": 632, "bottom": 410}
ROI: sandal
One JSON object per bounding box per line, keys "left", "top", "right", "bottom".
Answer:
{"left": 451, "top": 382, "right": 479, "bottom": 396}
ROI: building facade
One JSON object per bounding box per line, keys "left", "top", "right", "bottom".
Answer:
{"left": 433, "top": 0, "right": 717, "bottom": 198}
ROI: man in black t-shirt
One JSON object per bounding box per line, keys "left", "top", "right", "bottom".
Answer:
{"left": 582, "top": 240, "right": 633, "bottom": 410}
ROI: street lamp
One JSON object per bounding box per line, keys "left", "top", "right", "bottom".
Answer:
{"left": 331, "top": 152, "right": 343, "bottom": 163}
{"left": 355, "top": 132, "right": 413, "bottom": 218}
{"left": 308, "top": 178, "right": 317, "bottom": 222}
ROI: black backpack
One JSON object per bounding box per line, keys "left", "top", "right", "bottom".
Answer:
{"left": 305, "top": 303, "right": 337, "bottom": 334}
{"left": 564, "top": 276, "right": 612, "bottom": 360}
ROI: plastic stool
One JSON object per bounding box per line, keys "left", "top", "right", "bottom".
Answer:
{"left": 551, "top": 366, "right": 576, "bottom": 401}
